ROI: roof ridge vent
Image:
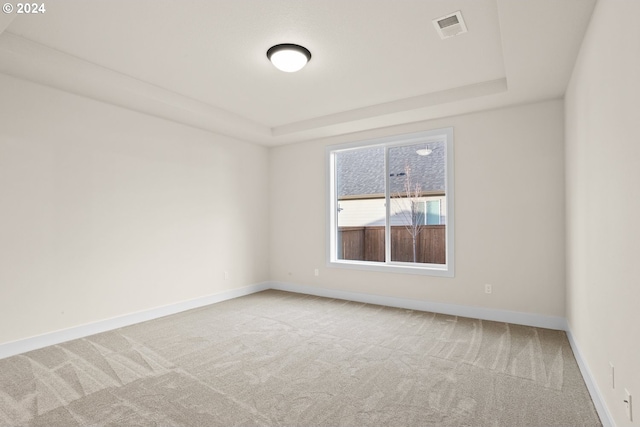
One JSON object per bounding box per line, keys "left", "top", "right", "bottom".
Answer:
{"left": 433, "top": 11, "right": 467, "bottom": 39}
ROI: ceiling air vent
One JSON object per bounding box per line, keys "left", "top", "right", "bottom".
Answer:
{"left": 433, "top": 11, "right": 467, "bottom": 39}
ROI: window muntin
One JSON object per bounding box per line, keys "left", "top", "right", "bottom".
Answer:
{"left": 327, "top": 128, "right": 454, "bottom": 277}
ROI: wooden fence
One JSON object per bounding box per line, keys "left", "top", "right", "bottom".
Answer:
{"left": 338, "top": 225, "right": 446, "bottom": 264}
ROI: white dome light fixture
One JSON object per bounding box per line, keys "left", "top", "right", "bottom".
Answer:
{"left": 416, "top": 145, "right": 433, "bottom": 156}
{"left": 267, "top": 44, "right": 311, "bottom": 73}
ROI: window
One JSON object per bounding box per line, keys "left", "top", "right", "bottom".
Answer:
{"left": 327, "top": 128, "right": 454, "bottom": 277}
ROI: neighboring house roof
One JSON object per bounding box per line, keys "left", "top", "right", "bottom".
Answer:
{"left": 336, "top": 142, "right": 446, "bottom": 198}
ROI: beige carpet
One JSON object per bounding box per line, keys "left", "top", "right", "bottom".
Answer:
{"left": 0, "top": 290, "right": 601, "bottom": 427}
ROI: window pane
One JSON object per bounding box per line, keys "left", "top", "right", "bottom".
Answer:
{"left": 335, "top": 147, "right": 385, "bottom": 262}
{"left": 389, "top": 141, "right": 446, "bottom": 264}
{"left": 426, "top": 200, "right": 441, "bottom": 225}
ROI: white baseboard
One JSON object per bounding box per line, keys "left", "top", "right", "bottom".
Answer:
{"left": 270, "top": 281, "right": 613, "bottom": 425}
{"left": 0, "top": 280, "right": 614, "bottom": 427}
{"left": 0, "top": 281, "right": 567, "bottom": 360}
{"left": 0, "top": 282, "right": 270, "bottom": 360}
{"left": 566, "top": 327, "right": 615, "bottom": 427}
{"left": 269, "top": 281, "right": 567, "bottom": 330}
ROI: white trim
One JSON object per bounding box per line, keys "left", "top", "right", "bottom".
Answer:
{"left": 326, "top": 259, "right": 453, "bottom": 277}
{"left": 0, "top": 279, "right": 614, "bottom": 427}
{"left": 326, "top": 147, "right": 337, "bottom": 267}
{"left": 0, "top": 282, "right": 270, "bottom": 360}
{"left": 566, "top": 327, "right": 615, "bottom": 427}
{"left": 0, "top": 33, "right": 271, "bottom": 144}
{"left": 0, "top": 280, "right": 567, "bottom": 361}
{"left": 270, "top": 281, "right": 613, "bottom": 424}
{"left": 269, "top": 281, "right": 566, "bottom": 330}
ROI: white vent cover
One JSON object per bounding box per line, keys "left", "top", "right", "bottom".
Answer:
{"left": 433, "top": 11, "right": 467, "bottom": 39}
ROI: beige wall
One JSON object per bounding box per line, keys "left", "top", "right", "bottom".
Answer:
{"left": 565, "top": 1, "right": 640, "bottom": 425}
{"left": 270, "top": 100, "right": 566, "bottom": 316}
{"left": 0, "top": 74, "right": 270, "bottom": 345}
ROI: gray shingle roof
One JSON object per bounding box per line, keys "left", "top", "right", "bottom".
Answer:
{"left": 336, "top": 141, "right": 445, "bottom": 198}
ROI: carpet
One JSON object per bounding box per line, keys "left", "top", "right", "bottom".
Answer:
{"left": 0, "top": 290, "right": 601, "bottom": 426}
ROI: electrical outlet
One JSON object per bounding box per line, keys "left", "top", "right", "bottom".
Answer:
{"left": 485, "top": 284, "right": 492, "bottom": 294}
{"left": 624, "top": 389, "right": 632, "bottom": 421}
{"left": 610, "top": 362, "right": 615, "bottom": 389}
{"left": 224, "top": 271, "right": 229, "bottom": 280}
{"left": 314, "top": 268, "right": 319, "bottom": 277}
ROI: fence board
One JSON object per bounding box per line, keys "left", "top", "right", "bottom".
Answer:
{"left": 339, "top": 225, "right": 445, "bottom": 264}
{"left": 364, "top": 227, "right": 385, "bottom": 262}
{"left": 339, "top": 227, "right": 364, "bottom": 261}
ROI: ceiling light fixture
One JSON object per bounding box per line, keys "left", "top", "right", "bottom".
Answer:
{"left": 267, "top": 44, "right": 311, "bottom": 73}
{"left": 416, "top": 145, "right": 432, "bottom": 156}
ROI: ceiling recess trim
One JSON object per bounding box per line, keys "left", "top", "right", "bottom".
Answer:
{"left": 0, "top": 32, "right": 272, "bottom": 143}
{"left": 272, "top": 78, "right": 508, "bottom": 137}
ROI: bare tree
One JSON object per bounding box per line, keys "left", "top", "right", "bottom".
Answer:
{"left": 391, "top": 164, "right": 425, "bottom": 263}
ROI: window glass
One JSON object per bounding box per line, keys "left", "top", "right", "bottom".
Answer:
{"left": 389, "top": 141, "right": 446, "bottom": 264}
{"left": 335, "top": 146, "right": 385, "bottom": 262}
{"left": 327, "top": 128, "right": 454, "bottom": 277}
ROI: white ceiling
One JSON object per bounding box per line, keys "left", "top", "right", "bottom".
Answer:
{"left": 0, "top": 0, "right": 595, "bottom": 146}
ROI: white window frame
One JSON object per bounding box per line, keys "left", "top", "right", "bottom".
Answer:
{"left": 326, "top": 128, "right": 455, "bottom": 277}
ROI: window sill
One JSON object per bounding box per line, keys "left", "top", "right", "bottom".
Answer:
{"left": 328, "top": 259, "right": 454, "bottom": 277}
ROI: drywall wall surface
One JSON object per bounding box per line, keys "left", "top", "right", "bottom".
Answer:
{"left": 565, "top": 1, "right": 640, "bottom": 426}
{"left": 0, "top": 74, "right": 269, "bottom": 345}
{"left": 270, "top": 100, "right": 566, "bottom": 317}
